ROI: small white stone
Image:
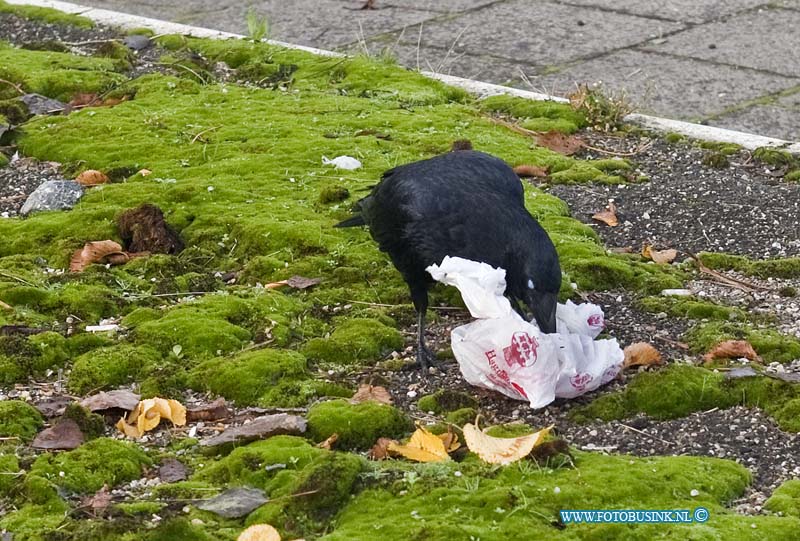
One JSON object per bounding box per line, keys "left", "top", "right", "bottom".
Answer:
{"left": 690, "top": 489, "right": 700, "bottom": 497}
{"left": 554, "top": 486, "right": 561, "bottom": 494}
{"left": 207, "top": 186, "right": 214, "bottom": 192}
{"left": 454, "top": 471, "right": 462, "bottom": 477}
{"left": 407, "top": 390, "right": 417, "bottom": 399}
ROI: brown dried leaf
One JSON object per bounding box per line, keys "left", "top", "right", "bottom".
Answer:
{"left": 70, "top": 240, "right": 127, "bottom": 272}
{"left": 201, "top": 413, "right": 307, "bottom": 447}
{"left": 623, "top": 342, "right": 663, "bottom": 369}
{"left": 82, "top": 484, "right": 112, "bottom": 514}
{"left": 35, "top": 395, "right": 72, "bottom": 418}
{"left": 534, "top": 131, "right": 584, "bottom": 155}
{"left": 285, "top": 276, "right": 322, "bottom": 289}
{"left": 349, "top": 384, "right": 392, "bottom": 405}
{"left": 369, "top": 437, "right": 396, "bottom": 460}
{"left": 463, "top": 421, "right": 552, "bottom": 465}
{"left": 438, "top": 429, "right": 461, "bottom": 453}
{"left": 317, "top": 433, "right": 339, "bottom": 450}
{"left": 32, "top": 418, "right": 85, "bottom": 450}
{"left": 117, "top": 204, "right": 184, "bottom": 254}
{"left": 69, "top": 92, "right": 101, "bottom": 107}
{"left": 513, "top": 164, "right": 549, "bottom": 178}
{"left": 703, "top": 340, "right": 760, "bottom": 363}
{"left": 237, "top": 524, "right": 281, "bottom": 541}
{"left": 592, "top": 202, "right": 618, "bottom": 227}
{"left": 642, "top": 245, "right": 678, "bottom": 265}
{"left": 75, "top": 169, "right": 109, "bottom": 187}
{"left": 81, "top": 389, "right": 141, "bottom": 412}
{"left": 186, "top": 398, "right": 231, "bottom": 422}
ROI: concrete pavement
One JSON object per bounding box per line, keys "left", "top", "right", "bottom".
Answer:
{"left": 76, "top": 0, "right": 800, "bottom": 141}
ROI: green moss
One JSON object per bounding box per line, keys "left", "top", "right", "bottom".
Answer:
{"left": 698, "top": 141, "right": 742, "bottom": 156}
{"left": 417, "top": 390, "right": 478, "bottom": 414}
{"left": 0, "top": 452, "right": 21, "bottom": 495}
{"left": 28, "top": 437, "right": 151, "bottom": 494}
{"left": 639, "top": 296, "right": 749, "bottom": 322}
{"left": 765, "top": 480, "right": 800, "bottom": 517}
{"left": 479, "top": 95, "right": 586, "bottom": 134}
{"left": 303, "top": 318, "right": 403, "bottom": 365}
{"left": 0, "top": 501, "right": 70, "bottom": 541}
{"left": 0, "top": 400, "right": 44, "bottom": 441}
{"left": 116, "top": 501, "right": 166, "bottom": 516}
{"left": 698, "top": 252, "right": 800, "bottom": 279}
{"left": 785, "top": 170, "right": 800, "bottom": 182}
{"left": 754, "top": 147, "right": 796, "bottom": 167}
{"left": 62, "top": 403, "right": 105, "bottom": 439}
{"left": 121, "top": 307, "right": 163, "bottom": 328}
{"left": 307, "top": 399, "right": 412, "bottom": 450}
{"left": 485, "top": 422, "right": 538, "bottom": 438}
{"left": 249, "top": 452, "right": 365, "bottom": 539}
{"left": 0, "top": 0, "right": 94, "bottom": 28}
{"left": 68, "top": 344, "right": 162, "bottom": 394}
{"left": 664, "top": 132, "right": 685, "bottom": 143}
{"left": 685, "top": 321, "right": 800, "bottom": 363}
{"left": 318, "top": 185, "right": 350, "bottom": 204}
{"left": 444, "top": 407, "right": 476, "bottom": 427}
{"left": 571, "top": 364, "right": 800, "bottom": 431}
{"left": 702, "top": 151, "right": 729, "bottom": 168}
{"left": 189, "top": 348, "right": 338, "bottom": 407}
{"left": 0, "top": 152, "right": 7, "bottom": 167}
{"left": 321, "top": 451, "right": 779, "bottom": 540}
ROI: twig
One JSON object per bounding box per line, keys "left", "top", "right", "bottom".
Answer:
{"left": 619, "top": 423, "right": 675, "bottom": 445}
{"left": 689, "top": 254, "right": 765, "bottom": 292}
{"left": 61, "top": 38, "right": 118, "bottom": 46}
{"left": 0, "top": 78, "right": 24, "bottom": 95}
{"left": 0, "top": 271, "right": 37, "bottom": 287}
{"left": 652, "top": 335, "right": 690, "bottom": 350}
{"left": 582, "top": 140, "right": 653, "bottom": 157}
{"left": 190, "top": 126, "right": 220, "bottom": 144}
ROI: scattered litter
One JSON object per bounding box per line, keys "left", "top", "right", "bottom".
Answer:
{"left": 428, "top": 257, "right": 624, "bottom": 408}
{"left": 463, "top": 418, "right": 551, "bottom": 465}
{"left": 661, "top": 289, "right": 692, "bottom": 297}
{"left": 322, "top": 155, "right": 362, "bottom": 170}
{"left": 86, "top": 323, "right": 120, "bottom": 333}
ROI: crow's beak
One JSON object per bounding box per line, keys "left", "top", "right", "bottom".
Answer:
{"left": 523, "top": 290, "right": 558, "bottom": 334}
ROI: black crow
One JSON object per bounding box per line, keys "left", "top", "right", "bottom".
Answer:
{"left": 336, "top": 150, "right": 561, "bottom": 368}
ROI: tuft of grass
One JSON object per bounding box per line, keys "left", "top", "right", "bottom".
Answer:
{"left": 246, "top": 8, "right": 270, "bottom": 42}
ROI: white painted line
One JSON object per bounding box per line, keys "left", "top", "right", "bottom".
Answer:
{"left": 6, "top": 0, "right": 800, "bottom": 153}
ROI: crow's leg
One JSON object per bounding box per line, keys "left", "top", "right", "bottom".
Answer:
{"left": 410, "top": 287, "right": 437, "bottom": 370}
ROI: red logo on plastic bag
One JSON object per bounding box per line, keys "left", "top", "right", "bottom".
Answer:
{"left": 587, "top": 314, "right": 604, "bottom": 328}
{"left": 570, "top": 372, "right": 592, "bottom": 391}
{"left": 503, "top": 332, "right": 539, "bottom": 368}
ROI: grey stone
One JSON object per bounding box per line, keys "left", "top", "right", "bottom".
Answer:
{"left": 197, "top": 487, "right": 268, "bottom": 518}
{"left": 19, "top": 93, "right": 65, "bottom": 116}
{"left": 392, "top": 0, "right": 683, "bottom": 66}
{"left": 559, "top": 0, "right": 766, "bottom": 23}
{"left": 533, "top": 49, "right": 800, "bottom": 120}
{"left": 20, "top": 180, "right": 84, "bottom": 216}
{"left": 642, "top": 8, "right": 800, "bottom": 77}
{"left": 724, "top": 366, "right": 759, "bottom": 379}
{"left": 123, "top": 34, "right": 151, "bottom": 50}
{"left": 709, "top": 104, "right": 800, "bottom": 141}
{"left": 200, "top": 413, "right": 307, "bottom": 446}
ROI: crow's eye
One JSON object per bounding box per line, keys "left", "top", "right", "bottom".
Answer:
{"left": 527, "top": 279, "right": 535, "bottom": 289}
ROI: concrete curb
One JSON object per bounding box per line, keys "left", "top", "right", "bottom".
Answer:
{"left": 7, "top": 0, "right": 800, "bottom": 154}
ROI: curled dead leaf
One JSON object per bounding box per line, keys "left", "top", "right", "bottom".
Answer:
{"left": 237, "top": 524, "right": 281, "bottom": 541}
{"left": 463, "top": 420, "right": 552, "bottom": 465}
{"left": 116, "top": 397, "right": 187, "bottom": 439}
{"left": 703, "top": 340, "right": 761, "bottom": 364}
{"left": 75, "top": 169, "right": 109, "bottom": 187}
{"left": 438, "top": 428, "right": 461, "bottom": 453}
{"left": 513, "top": 164, "right": 549, "bottom": 178}
{"left": 642, "top": 245, "right": 678, "bottom": 265}
{"left": 317, "top": 433, "right": 339, "bottom": 450}
{"left": 369, "top": 437, "right": 396, "bottom": 460}
{"left": 137, "top": 168, "right": 152, "bottom": 177}
{"left": 350, "top": 384, "right": 392, "bottom": 405}
{"left": 386, "top": 425, "right": 450, "bottom": 462}
{"left": 81, "top": 484, "right": 112, "bottom": 515}
{"left": 70, "top": 240, "right": 126, "bottom": 272}
{"left": 623, "top": 342, "right": 663, "bottom": 369}
{"left": 592, "top": 202, "right": 618, "bottom": 227}
{"left": 534, "top": 131, "right": 584, "bottom": 155}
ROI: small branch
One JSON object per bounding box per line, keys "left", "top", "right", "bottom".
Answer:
{"left": 190, "top": 126, "right": 220, "bottom": 144}
{"left": 689, "top": 254, "right": 765, "bottom": 292}
{"left": 0, "top": 78, "right": 24, "bottom": 95}
{"left": 0, "top": 271, "right": 37, "bottom": 287}
{"left": 619, "top": 423, "right": 675, "bottom": 445}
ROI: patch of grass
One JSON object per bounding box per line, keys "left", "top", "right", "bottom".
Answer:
{"left": 0, "top": 0, "right": 93, "bottom": 28}
{"left": 685, "top": 321, "right": 800, "bottom": 364}
{"left": 698, "top": 252, "right": 800, "bottom": 279}
{"left": 306, "top": 399, "right": 412, "bottom": 450}
{"left": 0, "top": 399, "right": 43, "bottom": 441}
{"left": 765, "top": 480, "right": 800, "bottom": 518}
{"left": 638, "top": 296, "right": 751, "bottom": 322}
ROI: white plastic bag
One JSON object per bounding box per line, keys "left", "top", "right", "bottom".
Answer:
{"left": 427, "top": 257, "right": 624, "bottom": 409}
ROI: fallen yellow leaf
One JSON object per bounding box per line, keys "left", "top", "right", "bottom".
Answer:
{"left": 75, "top": 169, "right": 109, "bottom": 187}
{"left": 116, "top": 397, "right": 187, "bottom": 438}
{"left": 463, "top": 420, "right": 552, "bottom": 465}
{"left": 592, "top": 202, "right": 618, "bottom": 227}
{"left": 237, "top": 524, "right": 281, "bottom": 541}
{"left": 387, "top": 425, "right": 450, "bottom": 462}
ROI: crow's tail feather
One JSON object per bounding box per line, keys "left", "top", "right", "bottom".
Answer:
{"left": 335, "top": 215, "right": 366, "bottom": 228}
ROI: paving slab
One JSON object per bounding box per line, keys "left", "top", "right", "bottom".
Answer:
{"left": 530, "top": 49, "right": 800, "bottom": 121}
{"left": 557, "top": 0, "right": 768, "bottom": 23}
{"left": 75, "top": 0, "right": 444, "bottom": 48}
{"left": 391, "top": 0, "right": 684, "bottom": 66}
{"left": 642, "top": 7, "right": 800, "bottom": 77}
{"left": 350, "top": 0, "right": 500, "bottom": 12}
{"left": 710, "top": 104, "right": 800, "bottom": 141}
